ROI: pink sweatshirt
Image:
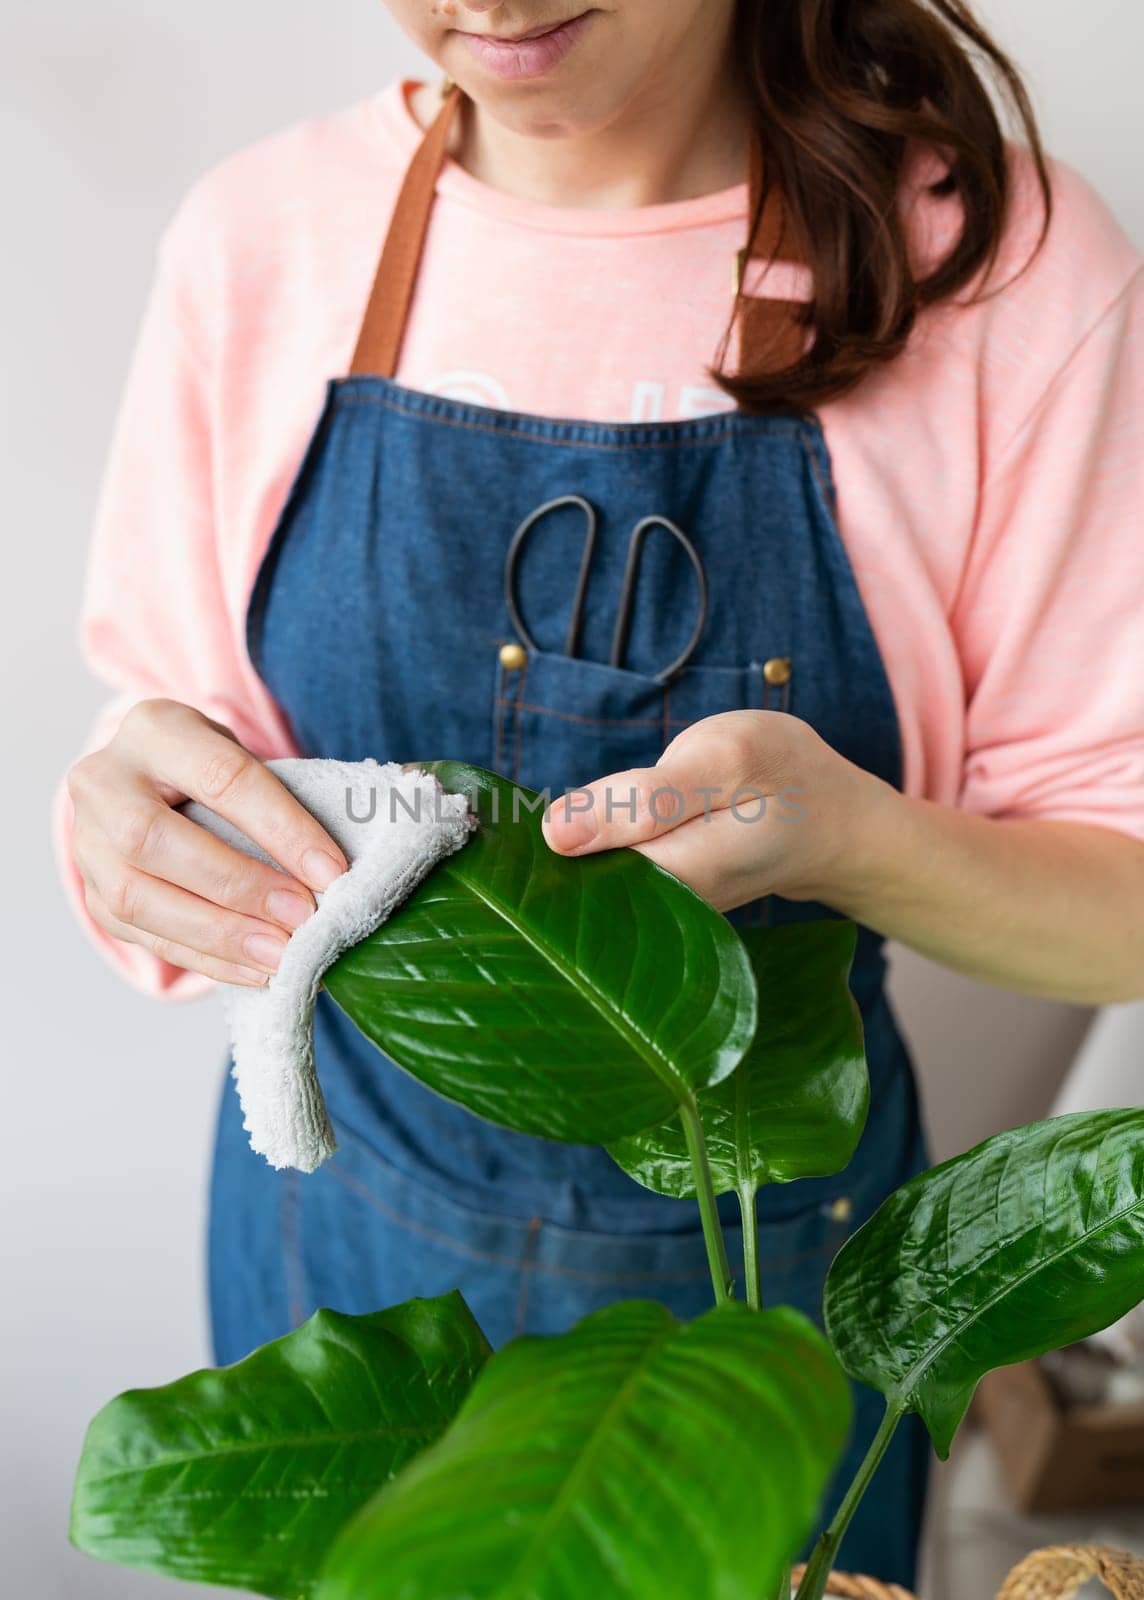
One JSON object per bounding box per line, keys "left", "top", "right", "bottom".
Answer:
{"left": 54, "top": 76, "right": 1144, "bottom": 1001}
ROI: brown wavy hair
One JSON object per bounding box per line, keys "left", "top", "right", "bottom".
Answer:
{"left": 711, "top": 0, "right": 1052, "bottom": 413}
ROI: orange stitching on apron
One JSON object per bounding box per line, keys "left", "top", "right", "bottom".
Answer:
{"left": 325, "top": 1159, "right": 838, "bottom": 1280}
{"left": 337, "top": 388, "right": 808, "bottom": 453}
{"left": 281, "top": 1170, "right": 308, "bottom": 1328}
{"left": 510, "top": 653, "right": 530, "bottom": 785}
{"left": 513, "top": 1217, "right": 543, "bottom": 1336}
{"left": 493, "top": 653, "right": 507, "bottom": 774}
{"left": 497, "top": 697, "right": 695, "bottom": 730}
{"left": 799, "top": 423, "right": 837, "bottom": 525}
{"left": 327, "top": 1162, "right": 718, "bottom": 1279}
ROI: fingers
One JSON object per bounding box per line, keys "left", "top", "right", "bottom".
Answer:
{"left": 75, "top": 757, "right": 318, "bottom": 936}
{"left": 77, "top": 826, "right": 295, "bottom": 977}
{"left": 541, "top": 765, "right": 702, "bottom": 854}
{"left": 542, "top": 711, "right": 783, "bottom": 856}
{"left": 116, "top": 700, "right": 348, "bottom": 895}
{"left": 629, "top": 808, "right": 776, "bottom": 911}
{"left": 90, "top": 895, "right": 273, "bottom": 988}
{"left": 68, "top": 697, "right": 352, "bottom": 981}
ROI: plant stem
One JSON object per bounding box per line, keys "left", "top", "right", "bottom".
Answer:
{"left": 793, "top": 1403, "right": 903, "bottom": 1600}
{"left": 680, "top": 1101, "right": 734, "bottom": 1305}
{"left": 774, "top": 1559, "right": 792, "bottom": 1600}
{"left": 738, "top": 1185, "right": 762, "bottom": 1309}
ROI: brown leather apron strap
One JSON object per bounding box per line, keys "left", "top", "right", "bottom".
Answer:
{"left": 350, "top": 76, "right": 806, "bottom": 382}
{"left": 350, "top": 79, "right": 465, "bottom": 377}
{"left": 737, "top": 121, "right": 808, "bottom": 375}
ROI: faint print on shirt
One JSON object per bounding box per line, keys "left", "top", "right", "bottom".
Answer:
{"left": 425, "top": 371, "right": 738, "bottom": 422}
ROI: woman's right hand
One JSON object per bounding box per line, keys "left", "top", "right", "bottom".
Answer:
{"left": 67, "top": 698, "right": 349, "bottom": 987}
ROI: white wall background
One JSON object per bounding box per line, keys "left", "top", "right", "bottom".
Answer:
{"left": 0, "top": 2, "right": 1139, "bottom": 1594}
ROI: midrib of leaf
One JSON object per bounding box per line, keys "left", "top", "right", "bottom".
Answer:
{"left": 495, "top": 1322, "right": 677, "bottom": 1599}
{"left": 82, "top": 1422, "right": 439, "bottom": 1487}
{"left": 445, "top": 858, "right": 690, "bottom": 1105}
{"left": 891, "top": 1188, "right": 1144, "bottom": 1406}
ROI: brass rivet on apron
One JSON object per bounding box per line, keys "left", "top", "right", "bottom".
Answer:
{"left": 499, "top": 642, "right": 528, "bottom": 672}
{"left": 763, "top": 655, "right": 792, "bottom": 686}
{"left": 828, "top": 1196, "right": 853, "bottom": 1224}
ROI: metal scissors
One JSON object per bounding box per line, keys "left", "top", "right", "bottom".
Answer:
{"left": 503, "top": 493, "right": 709, "bottom": 686}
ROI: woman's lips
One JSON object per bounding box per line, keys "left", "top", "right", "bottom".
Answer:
{"left": 458, "top": 11, "right": 596, "bottom": 81}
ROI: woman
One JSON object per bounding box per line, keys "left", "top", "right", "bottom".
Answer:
{"left": 55, "top": 0, "right": 1142, "bottom": 1583}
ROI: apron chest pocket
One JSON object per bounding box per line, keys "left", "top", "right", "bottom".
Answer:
{"left": 493, "top": 645, "right": 789, "bottom": 803}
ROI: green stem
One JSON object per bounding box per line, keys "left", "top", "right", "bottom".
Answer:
{"left": 738, "top": 1185, "right": 762, "bottom": 1310}
{"left": 680, "top": 1100, "right": 734, "bottom": 1305}
{"left": 794, "top": 1403, "right": 903, "bottom": 1600}
{"left": 774, "top": 1559, "right": 792, "bottom": 1600}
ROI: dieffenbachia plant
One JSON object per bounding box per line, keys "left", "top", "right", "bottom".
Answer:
{"left": 71, "top": 763, "right": 1144, "bottom": 1600}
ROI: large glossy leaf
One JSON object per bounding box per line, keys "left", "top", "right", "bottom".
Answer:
{"left": 71, "top": 1294, "right": 491, "bottom": 1598}
{"left": 824, "top": 1109, "right": 1144, "bottom": 1457}
{"left": 319, "top": 1300, "right": 851, "bottom": 1600}
{"left": 324, "top": 762, "right": 758, "bottom": 1144}
{"left": 607, "top": 921, "right": 868, "bottom": 1198}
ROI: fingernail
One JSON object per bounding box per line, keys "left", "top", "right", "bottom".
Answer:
{"left": 245, "top": 931, "right": 288, "bottom": 972}
{"left": 303, "top": 849, "right": 345, "bottom": 891}
{"left": 267, "top": 888, "right": 314, "bottom": 931}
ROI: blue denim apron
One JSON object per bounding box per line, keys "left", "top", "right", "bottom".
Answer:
{"left": 207, "top": 81, "right": 932, "bottom": 1583}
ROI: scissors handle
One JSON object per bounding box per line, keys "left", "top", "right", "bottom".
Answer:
{"left": 503, "top": 493, "right": 598, "bottom": 658}
{"left": 611, "top": 516, "right": 710, "bottom": 685}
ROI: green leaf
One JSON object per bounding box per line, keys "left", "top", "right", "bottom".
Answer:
{"left": 71, "top": 1294, "right": 491, "bottom": 1598}
{"left": 319, "top": 1300, "right": 852, "bottom": 1600}
{"left": 823, "top": 1108, "right": 1144, "bottom": 1458}
{"left": 607, "top": 922, "right": 868, "bottom": 1197}
{"left": 324, "top": 762, "right": 758, "bottom": 1144}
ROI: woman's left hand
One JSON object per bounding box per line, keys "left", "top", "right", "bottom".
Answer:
{"left": 540, "top": 709, "right": 890, "bottom": 913}
{"left": 541, "top": 707, "right": 1144, "bottom": 1006}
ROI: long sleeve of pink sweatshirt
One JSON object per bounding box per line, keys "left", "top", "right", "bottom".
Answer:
{"left": 53, "top": 77, "right": 1144, "bottom": 1001}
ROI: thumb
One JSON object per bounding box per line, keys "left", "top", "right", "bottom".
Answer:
{"left": 541, "top": 753, "right": 722, "bottom": 857}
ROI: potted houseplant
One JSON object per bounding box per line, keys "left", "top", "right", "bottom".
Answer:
{"left": 70, "top": 763, "right": 1144, "bottom": 1599}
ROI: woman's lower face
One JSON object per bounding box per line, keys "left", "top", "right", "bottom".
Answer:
{"left": 380, "top": 0, "right": 740, "bottom": 135}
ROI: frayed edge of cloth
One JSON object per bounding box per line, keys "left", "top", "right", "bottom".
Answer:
{"left": 181, "top": 758, "right": 473, "bottom": 1173}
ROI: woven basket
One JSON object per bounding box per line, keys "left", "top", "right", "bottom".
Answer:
{"left": 996, "top": 1546, "right": 1144, "bottom": 1600}
{"left": 789, "top": 1567, "right": 917, "bottom": 1600}
{"left": 790, "top": 1544, "right": 1144, "bottom": 1600}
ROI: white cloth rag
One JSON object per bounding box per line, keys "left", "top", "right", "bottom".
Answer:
{"left": 180, "top": 758, "right": 474, "bottom": 1174}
